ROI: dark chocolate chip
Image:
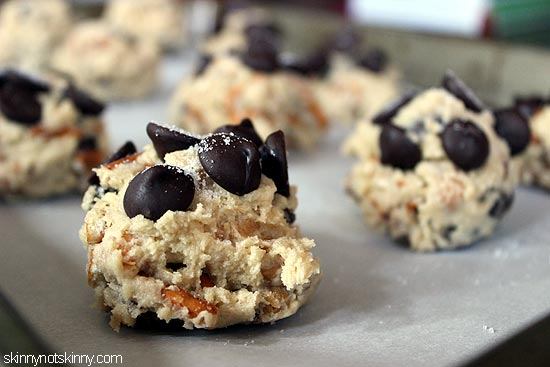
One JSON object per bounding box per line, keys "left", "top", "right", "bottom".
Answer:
{"left": 0, "top": 70, "right": 50, "bottom": 125}
{"left": 123, "top": 165, "right": 195, "bottom": 221}
{"left": 283, "top": 208, "right": 296, "bottom": 224}
{"left": 106, "top": 141, "right": 137, "bottom": 164}
{"left": 494, "top": 108, "right": 530, "bottom": 156}
{"left": 279, "top": 49, "right": 330, "bottom": 77}
{"left": 373, "top": 90, "right": 417, "bottom": 125}
{"left": 166, "top": 262, "right": 186, "bottom": 271}
{"left": 63, "top": 84, "right": 105, "bottom": 116}
{"left": 441, "top": 119, "right": 489, "bottom": 171}
{"left": 379, "top": 124, "right": 422, "bottom": 170}
{"left": 241, "top": 36, "right": 279, "bottom": 73}
{"left": 198, "top": 133, "right": 261, "bottom": 196}
{"left": 195, "top": 54, "right": 213, "bottom": 77}
{"left": 259, "top": 130, "right": 289, "bottom": 197}
{"left": 489, "top": 192, "right": 514, "bottom": 219}
{"left": 214, "top": 118, "right": 263, "bottom": 148}
{"left": 331, "top": 25, "right": 362, "bottom": 54}
{"left": 358, "top": 48, "right": 388, "bottom": 73}
{"left": 514, "top": 96, "right": 546, "bottom": 118}
{"left": 146, "top": 122, "right": 200, "bottom": 159}
{"left": 78, "top": 136, "right": 97, "bottom": 151}
{"left": 442, "top": 225, "right": 457, "bottom": 241}
{"left": 442, "top": 70, "right": 485, "bottom": 113}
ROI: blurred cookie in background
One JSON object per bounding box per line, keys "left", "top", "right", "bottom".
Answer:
{"left": 169, "top": 41, "right": 328, "bottom": 151}
{"left": 52, "top": 21, "right": 160, "bottom": 101}
{"left": 0, "top": 0, "right": 72, "bottom": 71}
{"left": 494, "top": 96, "right": 550, "bottom": 190}
{"left": 104, "top": 0, "right": 188, "bottom": 52}
{"left": 317, "top": 26, "right": 401, "bottom": 125}
{"left": 0, "top": 69, "right": 108, "bottom": 198}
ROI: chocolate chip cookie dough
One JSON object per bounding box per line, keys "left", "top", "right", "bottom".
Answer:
{"left": 169, "top": 38, "right": 328, "bottom": 150}
{"left": 0, "top": 70, "right": 108, "bottom": 198}
{"left": 52, "top": 21, "right": 160, "bottom": 101}
{"left": 317, "top": 27, "right": 400, "bottom": 124}
{"left": 80, "top": 121, "right": 320, "bottom": 330}
{"left": 105, "top": 0, "right": 187, "bottom": 52}
{"left": 344, "top": 71, "right": 516, "bottom": 251}
{"left": 0, "top": 0, "right": 72, "bottom": 71}
{"left": 494, "top": 97, "right": 550, "bottom": 190}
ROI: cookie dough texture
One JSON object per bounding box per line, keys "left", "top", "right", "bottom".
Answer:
{"left": 344, "top": 89, "right": 515, "bottom": 251}
{"left": 105, "top": 0, "right": 187, "bottom": 52}
{"left": 516, "top": 106, "right": 550, "bottom": 189}
{"left": 169, "top": 56, "right": 328, "bottom": 150}
{"left": 52, "top": 21, "right": 160, "bottom": 101}
{"left": 0, "top": 0, "right": 72, "bottom": 71}
{"left": 80, "top": 144, "right": 320, "bottom": 330}
{"left": 318, "top": 54, "right": 400, "bottom": 124}
{"left": 0, "top": 77, "right": 107, "bottom": 198}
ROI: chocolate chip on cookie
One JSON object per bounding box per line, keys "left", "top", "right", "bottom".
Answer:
{"left": 260, "top": 130, "right": 290, "bottom": 197}
{"left": 78, "top": 136, "right": 97, "bottom": 151}
{"left": 494, "top": 108, "right": 530, "bottom": 156}
{"left": 241, "top": 36, "right": 279, "bottom": 73}
{"left": 244, "top": 21, "right": 282, "bottom": 41}
{"left": 373, "top": 91, "right": 417, "bottom": 125}
{"left": 442, "top": 70, "right": 484, "bottom": 113}
{"left": 214, "top": 118, "right": 263, "bottom": 148}
{"left": 441, "top": 119, "right": 489, "bottom": 171}
{"left": 147, "top": 122, "right": 201, "bottom": 159}
{"left": 123, "top": 165, "right": 195, "bottom": 221}
{"left": 514, "top": 96, "right": 546, "bottom": 118}
{"left": 106, "top": 141, "right": 137, "bottom": 163}
{"left": 284, "top": 208, "right": 296, "bottom": 224}
{"left": 0, "top": 70, "right": 50, "bottom": 125}
{"left": 489, "top": 192, "right": 514, "bottom": 219}
{"left": 198, "top": 133, "right": 261, "bottom": 196}
{"left": 379, "top": 124, "right": 422, "bottom": 170}
{"left": 358, "top": 48, "right": 388, "bottom": 73}
{"left": 194, "top": 54, "right": 213, "bottom": 77}
{"left": 63, "top": 84, "right": 105, "bottom": 116}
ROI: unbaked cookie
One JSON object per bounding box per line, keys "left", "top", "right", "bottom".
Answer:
{"left": 80, "top": 121, "right": 320, "bottom": 330}
{"left": 494, "top": 97, "right": 550, "bottom": 190}
{"left": 169, "top": 38, "right": 327, "bottom": 150}
{"left": 0, "top": 70, "right": 108, "bottom": 198}
{"left": 344, "top": 71, "right": 516, "bottom": 251}
{"left": 0, "top": 0, "right": 72, "bottom": 71}
{"left": 317, "top": 27, "right": 400, "bottom": 124}
{"left": 52, "top": 21, "right": 160, "bottom": 101}
{"left": 105, "top": 0, "right": 187, "bottom": 52}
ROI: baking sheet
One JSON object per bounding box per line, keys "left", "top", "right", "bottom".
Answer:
{"left": 1, "top": 52, "right": 550, "bottom": 367}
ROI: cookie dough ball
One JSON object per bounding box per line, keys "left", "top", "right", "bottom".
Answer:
{"left": 105, "top": 0, "right": 187, "bottom": 52}
{"left": 0, "top": 70, "right": 108, "bottom": 198}
{"left": 169, "top": 43, "right": 328, "bottom": 150}
{"left": 80, "top": 121, "right": 320, "bottom": 331}
{"left": 344, "top": 71, "right": 515, "bottom": 251}
{"left": 0, "top": 0, "right": 72, "bottom": 71}
{"left": 52, "top": 21, "right": 160, "bottom": 101}
{"left": 494, "top": 97, "right": 550, "bottom": 190}
{"left": 317, "top": 27, "right": 400, "bottom": 124}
